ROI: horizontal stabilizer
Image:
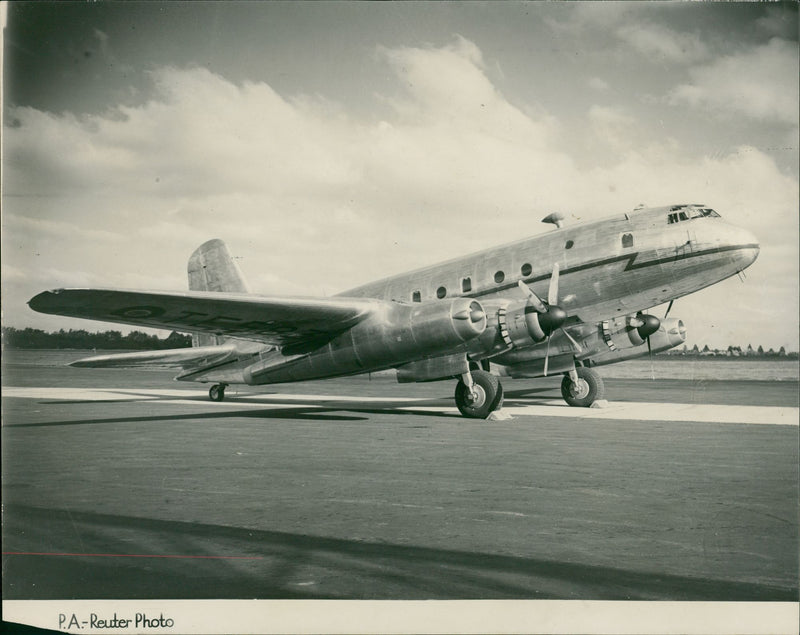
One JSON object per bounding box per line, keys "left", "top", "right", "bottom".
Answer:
{"left": 69, "top": 344, "right": 244, "bottom": 369}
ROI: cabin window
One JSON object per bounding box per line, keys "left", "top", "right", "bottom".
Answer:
{"left": 621, "top": 233, "right": 634, "bottom": 248}
{"left": 668, "top": 212, "right": 679, "bottom": 224}
{"left": 521, "top": 263, "right": 532, "bottom": 276}
{"left": 494, "top": 271, "right": 505, "bottom": 284}
{"left": 462, "top": 277, "right": 472, "bottom": 293}
{"left": 565, "top": 240, "right": 574, "bottom": 249}
{"left": 436, "top": 286, "right": 447, "bottom": 299}
{"left": 412, "top": 290, "right": 421, "bottom": 303}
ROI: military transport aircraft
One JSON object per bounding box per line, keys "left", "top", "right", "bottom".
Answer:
{"left": 29, "top": 204, "right": 759, "bottom": 419}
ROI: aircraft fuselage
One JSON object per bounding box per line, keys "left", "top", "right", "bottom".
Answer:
{"left": 231, "top": 204, "right": 758, "bottom": 386}
{"left": 342, "top": 205, "right": 759, "bottom": 324}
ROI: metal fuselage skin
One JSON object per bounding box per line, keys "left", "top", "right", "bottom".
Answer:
{"left": 342, "top": 206, "right": 759, "bottom": 322}
{"left": 197, "top": 205, "right": 759, "bottom": 385}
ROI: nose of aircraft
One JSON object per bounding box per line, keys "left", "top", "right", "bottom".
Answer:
{"left": 734, "top": 226, "right": 760, "bottom": 270}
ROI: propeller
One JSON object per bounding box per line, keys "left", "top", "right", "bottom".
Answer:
{"left": 518, "top": 264, "right": 582, "bottom": 376}
{"left": 629, "top": 312, "right": 661, "bottom": 380}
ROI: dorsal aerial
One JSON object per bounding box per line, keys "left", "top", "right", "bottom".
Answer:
{"left": 29, "top": 203, "right": 758, "bottom": 418}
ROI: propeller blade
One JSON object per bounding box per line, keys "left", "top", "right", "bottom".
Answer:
{"left": 648, "top": 335, "right": 655, "bottom": 380}
{"left": 517, "top": 280, "right": 547, "bottom": 313}
{"left": 547, "top": 263, "right": 560, "bottom": 306}
{"left": 543, "top": 335, "right": 551, "bottom": 377}
{"left": 561, "top": 327, "right": 583, "bottom": 353}
{"left": 664, "top": 299, "right": 674, "bottom": 320}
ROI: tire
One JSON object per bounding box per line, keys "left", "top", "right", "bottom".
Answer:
{"left": 209, "top": 384, "right": 226, "bottom": 402}
{"left": 561, "top": 367, "right": 604, "bottom": 407}
{"left": 455, "top": 370, "right": 503, "bottom": 419}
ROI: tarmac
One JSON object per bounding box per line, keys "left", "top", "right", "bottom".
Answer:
{"left": 2, "top": 360, "right": 798, "bottom": 602}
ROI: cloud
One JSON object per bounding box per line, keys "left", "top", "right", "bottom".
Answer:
{"left": 616, "top": 23, "right": 709, "bottom": 64}
{"left": 588, "top": 105, "right": 637, "bottom": 150}
{"left": 669, "top": 38, "right": 799, "bottom": 125}
{"left": 756, "top": 5, "right": 799, "bottom": 40}
{"left": 3, "top": 37, "right": 797, "bottom": 348}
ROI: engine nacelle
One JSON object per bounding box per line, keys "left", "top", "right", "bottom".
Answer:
{"left": 599, "top": 314, "right": 663, "bottom": 351}
{"left": 499, "top": 300, "right": 566, "bottom": 348}
{"left": 244, "top": 298, "right": 487, "bottom": 384}
{"left": 587, "top": 318, "right": 686, "bottom": 366}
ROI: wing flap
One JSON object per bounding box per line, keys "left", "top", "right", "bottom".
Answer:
{"left": 29, "top": 288, "right": 380, "bottom": 346}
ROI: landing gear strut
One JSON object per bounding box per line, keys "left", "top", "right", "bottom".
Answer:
{"left": 561, "top": 367, "right": 604, "bottom": 407}
{"left": 209, "top": 383, "right": 227, "bottom": 402}
{"left": 455, "top": 370, "right": 504, "bottom": 419}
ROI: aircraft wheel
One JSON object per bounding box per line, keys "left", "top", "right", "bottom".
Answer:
{"left": 209, "top": 384, "right": 226, "bottom": 402}
{"left": 455, "top": 370, "right": 503, "bottom": 419}
{"left": 561, "top": 367, "right": 604, "bottom": 407}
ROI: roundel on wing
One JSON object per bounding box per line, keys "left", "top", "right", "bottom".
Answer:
{"left": 110, "top": 305, "right": 166, "bottom": 319}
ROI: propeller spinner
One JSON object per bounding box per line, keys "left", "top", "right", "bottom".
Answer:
{"left": 516, "top": 263, "right": 581, "bottom": 376}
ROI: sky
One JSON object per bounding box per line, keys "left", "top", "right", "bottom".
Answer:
{"left": 2, "top": 1, "right": 798, "bottom": 351}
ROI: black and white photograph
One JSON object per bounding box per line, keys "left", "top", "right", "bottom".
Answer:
{"left": 2, "top": 2, "right": 798, "bottom": 633}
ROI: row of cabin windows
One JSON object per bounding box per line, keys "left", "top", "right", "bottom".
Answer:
{"left": 412, "top": 262, "right": 532, "bottom": 302}
{"left": 411, "top": 234, "right": 634, "bottom": 302}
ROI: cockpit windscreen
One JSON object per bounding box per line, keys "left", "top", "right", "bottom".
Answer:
{"left": 667, "top": 206, "right": 720, "bottom": 224}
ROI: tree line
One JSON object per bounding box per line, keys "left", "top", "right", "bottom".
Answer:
{"left": 663, "top": 343, "right": 797, "bottom": 359}
{"left": 2, "top": 327, "right": 192, "bottom": 350}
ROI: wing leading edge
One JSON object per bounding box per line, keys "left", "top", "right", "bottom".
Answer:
{"left": 28, "top": 288, "right": 382, "bottom": 347}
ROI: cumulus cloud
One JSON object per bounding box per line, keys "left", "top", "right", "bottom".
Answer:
{"left": 616, "top": 23, "right": 709, "bottom": 64}
{"left": 588, "top": 105, "right": 638, "bottom": 151}
{"left": 3, "top": 36, "right": 797, "bottom": 347}
{"left": 669, "top": 38, "right": 799, "bottom": 125}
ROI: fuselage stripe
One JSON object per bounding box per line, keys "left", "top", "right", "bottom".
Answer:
{"left": 469, "top": 243, "right": 758, "bottom": 299}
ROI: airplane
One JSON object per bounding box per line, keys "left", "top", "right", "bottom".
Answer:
{"left": 29, "top": 203, "right": 759, "bottom": 419}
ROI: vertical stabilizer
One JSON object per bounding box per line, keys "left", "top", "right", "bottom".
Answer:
{"left": 187, "top": 239, "right": 250, "bottom": 346}
{"left": 188, "top": 239, "right": 250, "bottom": 293}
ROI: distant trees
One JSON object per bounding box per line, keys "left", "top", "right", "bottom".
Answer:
{"left": 2, "top": 327, "right": 192, "bottom": 350}
{"left": 666, "top": 341, "right": 797, "bottom": 359}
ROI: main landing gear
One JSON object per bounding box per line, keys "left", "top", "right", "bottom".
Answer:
{"left": 455, "top": 366, "right": 604, "bottom": 417}
{"left": 209, "top": 383, "right": 227, "bottom": 402}
{"left": 455, "top": 370, "right": 504, "bottom": 419}
{"left": 561, "top": 366, "right": 604, "bottom": 407}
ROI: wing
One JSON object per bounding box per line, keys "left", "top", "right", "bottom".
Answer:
{"left": 28, "top": 288, "right": 381, "bottom": 347}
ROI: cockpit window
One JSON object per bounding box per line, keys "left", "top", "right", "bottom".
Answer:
{"left": 668, "top": 205, "right": 720, "bottom": 224}
{"left": 695, "top": 207, "right": 720, "bottom": 218}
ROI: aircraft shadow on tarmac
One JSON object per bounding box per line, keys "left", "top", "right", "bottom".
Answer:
{"left": 11, "top": 398, "right": 488, "bottom": 428}
{"left": 3, "top": 504, "right": 795, "bottom": 602}
{"left": 12, "top": 385, "right": 563, "bottom": 429}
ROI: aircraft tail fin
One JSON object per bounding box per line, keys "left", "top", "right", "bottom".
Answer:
{"left": 188, "top": 239, "right": 250, "bottom": 346}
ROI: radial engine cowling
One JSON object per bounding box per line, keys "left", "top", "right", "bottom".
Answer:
{"left": 499, "top": 300, "right": 566, "bottom": 348}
